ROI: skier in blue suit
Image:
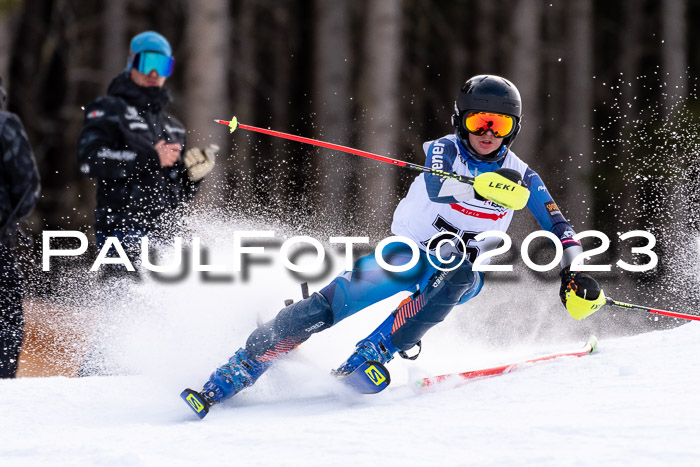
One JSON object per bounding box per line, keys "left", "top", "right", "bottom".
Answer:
{"left": 182, "top": 75, "right": 605, "bottom": 417}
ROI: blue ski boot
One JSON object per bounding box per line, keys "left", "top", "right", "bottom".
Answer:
{"left": 203, "top": 348, "right": 270, "bottom": 402}
{"left": 333, "top": 313, "right": 399, "bottom": 394}
{"left": 181, "top": 348, "right": 270, "bottom": 419}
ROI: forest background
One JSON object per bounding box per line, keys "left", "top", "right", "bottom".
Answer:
{"left": 0, "top": 0, "right": 698, "bottom": 317}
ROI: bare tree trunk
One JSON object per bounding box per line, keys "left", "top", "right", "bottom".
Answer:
{"left": 358, "top": 0, "right": 402, "bottom": 233}
{"left": 621, "top": 0, "right": 643, "bottom": 116}
{"left": 475, "top": 1, "right": 496, "bottom": 70}
{"left": 101, "top": 0, "right": 127, "bottom": 91}
{"left": 618, "top": 0, "right": 645, "bottom": 232}
{"left": 449, "top": 2, "right": 468, "bottom": 88}
{"left": 659, "top": 0, "right": 690, "bottom": 297}
{"left": 508, "top": 0, "right": 542, "bottom": 161}
{"left": 563, "top": 0, "right": 594, "bottom": 227}
{"left": 230, "top": 0, "right": 257, "bottom": 206}
{"left": 270, "top": 3, "right": 293, "bottom": 207}
{"left": 0, "top": 4, "right": 22, "bottom": 81}
{"left": 314, "top": 0, "right": 352, "bottom": 218}
{"left": 541, "top": 1, "right": 564, "bottom": 182}
{"left": 184, "top": 0, "right": 230, "bottom": 201}
{"left": 661, "top": 0, "right": 687, "bottom": 118}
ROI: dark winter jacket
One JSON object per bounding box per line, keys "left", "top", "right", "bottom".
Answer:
{"left": 0, "top": 111, "right": 40, "bottom": 246}
{"left": 77, "top": 72, "right": 199, "bottom": 236}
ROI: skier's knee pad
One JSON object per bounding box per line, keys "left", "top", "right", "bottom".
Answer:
{"left": 455, "top": 271, "right": 484, "bottom": 305}
{"left": 432, "top": 266, "right": 481, "bottom": 304}
{"left": 320, "top": 276, "right": 354, "bottom": 323}
{"left": 245, "top": 292, "right": 334, "bottom": 361}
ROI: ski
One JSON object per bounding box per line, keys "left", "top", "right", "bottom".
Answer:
{"left": 416, "top": 335, "right": 598, "bottom": 390}
{"left": 180, "top": 388, "right": 212, "bottom": 419}
{"left": 333, "top": 360, "right": 391, "bottom": 394}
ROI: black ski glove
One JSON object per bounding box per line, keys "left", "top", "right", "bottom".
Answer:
{"left": 494, "top": 167, "right": 523, "bottom": 185}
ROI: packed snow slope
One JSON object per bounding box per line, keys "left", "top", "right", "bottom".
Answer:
{"left": 4, "top": 220, "right": 700, "bottom": 467}
{"left": 4, "top": 322, "right": 699, "bottom": 466}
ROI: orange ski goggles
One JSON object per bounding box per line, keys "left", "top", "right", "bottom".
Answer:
{"left": 464, "top": 111, "right": 515, "bottom": 138}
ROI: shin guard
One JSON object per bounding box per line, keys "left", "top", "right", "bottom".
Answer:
{"left": 389, "top": 265, "right": 482, "bottom": 352}
{"left": 245, "top": 292, "right": 334, "bottom": 363}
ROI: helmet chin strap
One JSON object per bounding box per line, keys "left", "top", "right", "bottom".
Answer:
{"left": 456, "top": 130, "right": 507, "bottom": 163}
{"left": 470, "top": 143, "right": 507, "bottom": 163}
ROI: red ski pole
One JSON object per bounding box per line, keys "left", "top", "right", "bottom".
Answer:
{"left": 606, "top": 298, "right": 700, "bottom": 322}
{"left": 215, "top": 117, "right": 530, "bottom": 210}
{"left": 215, "top": 117, "right": 465, "bottom": 180}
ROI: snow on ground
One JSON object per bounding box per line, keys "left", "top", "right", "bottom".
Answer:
{"left": 4, "top": 322, "right": 700, "bottom": 466}
{"left": 4, "top": 220, "right": 700, "bottom": 466}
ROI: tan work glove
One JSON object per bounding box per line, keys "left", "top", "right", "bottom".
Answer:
{"left": 184, "top": 144, "right": 218, "bottom": 181}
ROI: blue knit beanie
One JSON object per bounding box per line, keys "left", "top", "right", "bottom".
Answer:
{"left": 126, "top": 31, "right": 172, "bottom": 71}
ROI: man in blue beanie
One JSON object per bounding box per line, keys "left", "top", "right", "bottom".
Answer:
{"left": 77, "top": 31, "right": 217, "bottom": 263}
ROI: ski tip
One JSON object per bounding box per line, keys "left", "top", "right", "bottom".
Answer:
{"left": 180, "top": 388, "right": 210, "bottom": 419}
{"left": 586, "top": 335, "right": 599, "bottom": 353}
{"left": 413, "top": 377, "right": 436, "bottom": 394}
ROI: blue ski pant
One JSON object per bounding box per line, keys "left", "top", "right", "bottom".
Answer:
{"left": 245, "top": 241, "right": 484, "bottom": 361}
{"left": 320, "top": 242, "right": 483, "bottom": 323}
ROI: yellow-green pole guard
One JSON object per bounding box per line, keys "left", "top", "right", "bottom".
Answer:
{"left": 472, "top": 171, "right": 530, "bottom": 210}
{"left": 565, "top": 289, "right": 607, "bottom": 320}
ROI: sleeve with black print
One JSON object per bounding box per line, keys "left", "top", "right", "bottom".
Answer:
{"left": 77, "top": 97, "right": 159, "bottom": 179}
{"left": 423, "top": 138, "right": 476, "bottom": 203}
{"left": 523, "top": 167, "right": 584, "bottom": 268}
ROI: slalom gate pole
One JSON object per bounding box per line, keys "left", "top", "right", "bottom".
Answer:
{"left": 215, "top": 118, "right": 474, "bottom": 185}
{"left": 606, "top": 298, "right": 700, "bottom": 322}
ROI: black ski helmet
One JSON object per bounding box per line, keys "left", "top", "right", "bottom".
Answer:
{"left": 452, "top": 75, "right": 522, "bottom": 162}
